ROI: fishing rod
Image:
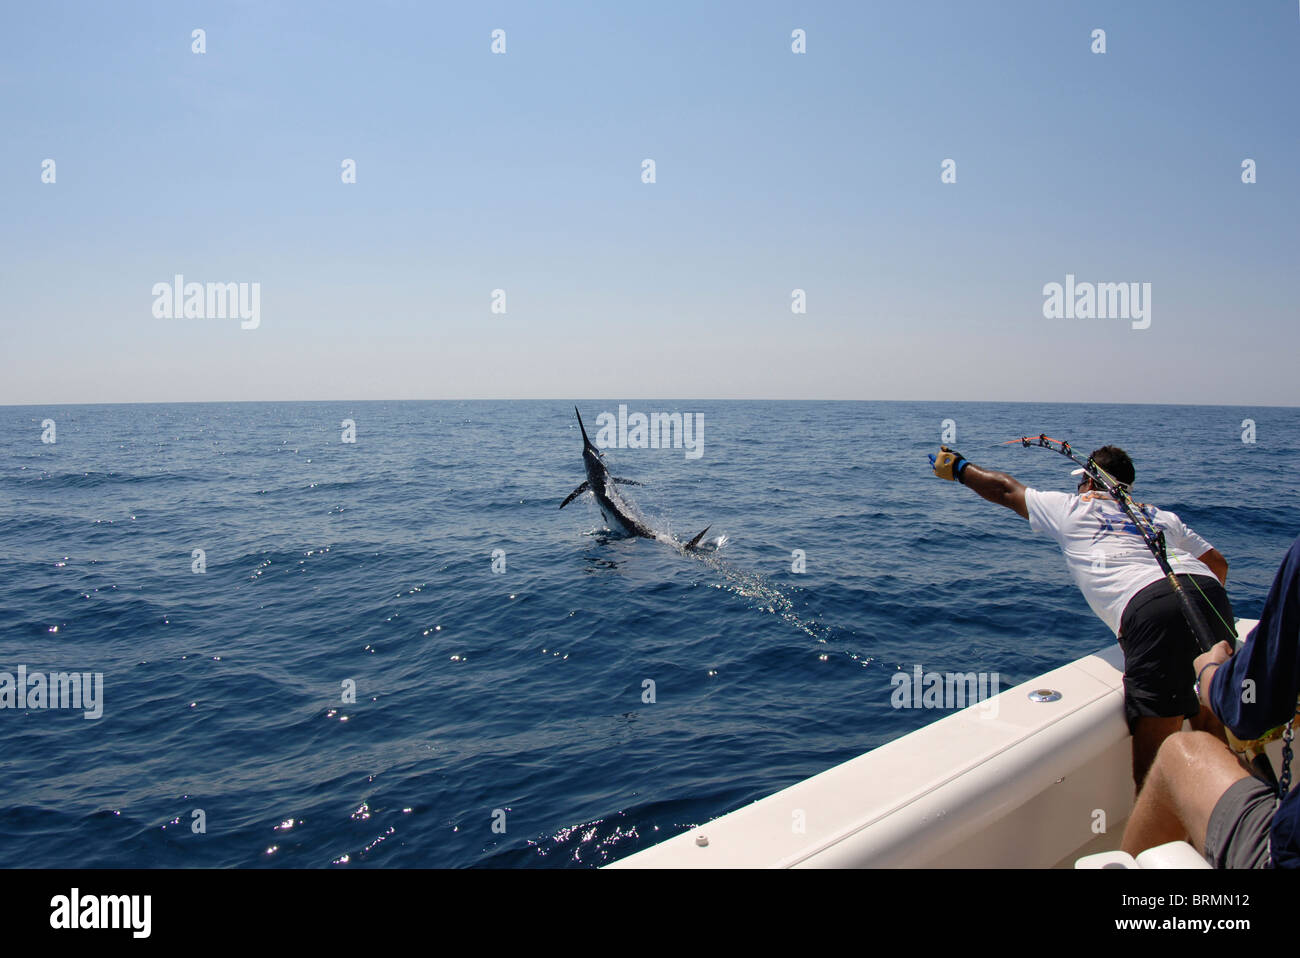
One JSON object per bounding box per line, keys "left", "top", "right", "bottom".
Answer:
{"left": 1006, "top": 435, "right": 1300, "bottom": 786}
{"left": 1001, "top": 434, "right": 1233, "bottom": 654}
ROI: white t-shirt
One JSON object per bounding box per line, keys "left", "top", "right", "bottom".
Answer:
{"left": 1024, "top": 488, "right": 1215, "bottom": 635}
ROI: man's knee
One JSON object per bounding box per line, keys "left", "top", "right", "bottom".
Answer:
{"left": 1152, "top": 730, "right": 1222, "bottom": 769}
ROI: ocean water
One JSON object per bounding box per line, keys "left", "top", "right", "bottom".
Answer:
{"left": 0, "top": 400, "right": 1296, "bottom": 868}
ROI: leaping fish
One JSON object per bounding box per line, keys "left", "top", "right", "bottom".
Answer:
{"left": 561, "top": 407, "right": 712, "bottom": 550}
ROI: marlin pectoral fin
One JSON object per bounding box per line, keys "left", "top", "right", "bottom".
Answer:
{"left": 560, "top": 481, "right": 590, "bottom": 509}
{"left": 611, "top": 477, "right": 642, "bottom": 486}
{"left": 684, "top": 525, "right": 712, "bottom": 551}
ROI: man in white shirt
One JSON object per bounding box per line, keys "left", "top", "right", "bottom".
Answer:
{"left": 930, "top": 444, "right": 1233, "bottom": 790}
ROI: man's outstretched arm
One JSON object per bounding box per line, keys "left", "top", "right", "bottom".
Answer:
{"left": 930, "top": 446, "right": 1028, "bottom": 519}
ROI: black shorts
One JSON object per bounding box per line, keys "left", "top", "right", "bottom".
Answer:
{"left": 1117, "top": 574, "right": 1234, "bottom": 734}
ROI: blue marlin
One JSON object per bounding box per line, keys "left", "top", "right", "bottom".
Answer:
{"left": 561, "top": 407, "right": 712, "bottom": 550}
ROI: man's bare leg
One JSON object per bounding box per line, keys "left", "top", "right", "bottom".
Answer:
{"left": 1189, "top": 704, "right": 1228, "bottom": 744}
{"left": 1131, "top": 715, "right": 1186, "bottom": 792}
{"left": 1121, "top": 731, "right": 1250, "bottom": 857}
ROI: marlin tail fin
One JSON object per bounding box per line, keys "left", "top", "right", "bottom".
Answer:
{"left": 684, "top": 525, "right": 712, "bottom": 551}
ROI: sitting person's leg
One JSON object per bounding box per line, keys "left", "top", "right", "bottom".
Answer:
{"left": 1121, "top": 730, "right": 1249, "bottom": 857}
{"left": 1124, "top": 536, "right": 1300, "bottom": 867}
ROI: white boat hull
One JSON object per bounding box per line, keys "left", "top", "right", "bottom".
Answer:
{"left": 610, "top": 620, "right": 1279, "bottom": 868}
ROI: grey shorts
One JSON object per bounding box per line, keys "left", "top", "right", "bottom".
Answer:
{"left": 1203, "top": 774, "right": 1277, "bottom": 869}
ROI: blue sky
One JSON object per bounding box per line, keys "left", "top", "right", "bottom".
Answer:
{"left": 3, "top": 0, "right": 1298, "bottom": 405}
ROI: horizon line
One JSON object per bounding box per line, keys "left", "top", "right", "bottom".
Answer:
{"left": 1, "top": 397, "right": 1294, "bottom": 410}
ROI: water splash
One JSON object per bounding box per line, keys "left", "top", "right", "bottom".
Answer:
{"left": 686, "top": 545, "right": 829, "bottom": 641}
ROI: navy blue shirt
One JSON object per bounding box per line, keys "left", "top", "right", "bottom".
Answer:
{"left": 1210, "top": 536, "right": 1300, "bottom": 868}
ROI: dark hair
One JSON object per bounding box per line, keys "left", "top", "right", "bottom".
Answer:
{"left": 1088, "top": 445, "right": 1135, "bottom": 487}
